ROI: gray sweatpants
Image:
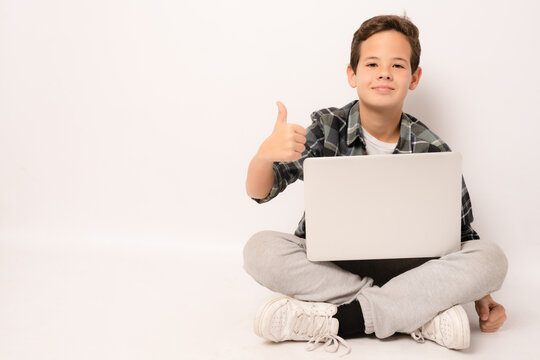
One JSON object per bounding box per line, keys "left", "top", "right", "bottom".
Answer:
{"left": 243, "top": 231, "right": 508, "bottom": 339}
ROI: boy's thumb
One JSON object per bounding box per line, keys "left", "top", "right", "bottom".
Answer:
{"left": 479, "top": 306, "right": 489, "bottom": 321}
{"left": 276, "top": 101, "right": 288, "bottom": 124}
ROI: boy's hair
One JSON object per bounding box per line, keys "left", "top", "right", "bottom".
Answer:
{"left": 350, "top": 15, "right": 421, "bottom": 74}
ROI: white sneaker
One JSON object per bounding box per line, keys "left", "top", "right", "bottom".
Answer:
{"left": 411, "top": 305, "right": 470, "bottom": 350}
{"left": 254, "top": 295, "right": 351, "bottom": 354}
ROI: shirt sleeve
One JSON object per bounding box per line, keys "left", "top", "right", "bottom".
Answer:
{"left": 423, "top": 136, "right": 480, "bottom": 241}
{"left": 409, "top": 119, "right": 480, "bottom": 242}
{"left": 251, "top": 118, "right": 325, "bottom": 204}
{"left": 460, "top": 177, "right": 480, "bottom": 241}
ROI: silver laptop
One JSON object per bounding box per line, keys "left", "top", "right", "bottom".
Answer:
{"left": 303, "top": 152, "right": 462, "bottom": 261}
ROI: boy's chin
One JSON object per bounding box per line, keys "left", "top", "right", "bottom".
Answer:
{"left": 358, "top": 98, "right": 403, "bottom": 112}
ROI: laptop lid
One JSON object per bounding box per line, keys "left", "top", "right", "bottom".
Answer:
{"left": 304, "top": 152, "right": 462, "bottom": 261}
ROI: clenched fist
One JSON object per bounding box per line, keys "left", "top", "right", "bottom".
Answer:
{"left": 475, "top": 294, "right": 507, "bottom": 332}
{"left": 257, "top": 101, "right": 307, "bottom": 163}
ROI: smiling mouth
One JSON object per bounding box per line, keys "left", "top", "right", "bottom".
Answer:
{"left": 372, "top": 86, "right": 394, "bottom": 93}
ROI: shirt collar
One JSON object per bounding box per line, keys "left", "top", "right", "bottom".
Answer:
{"left": 395, "top": 112, "right": 414, "bottom": 154}
{"left": 346, "top": 101, "right": 364, "bottom": 147}
{"left": 346, "top": 101, "right": 414, "bottom": 154}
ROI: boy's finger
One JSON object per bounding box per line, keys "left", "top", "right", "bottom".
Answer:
{"left": 482, "top": 321, "right": 504, "bottom": 332}
{"left": 481, "top": 326, "right": 499, "bottom": 333}
{"left": 294, "top": 143, "right": 306, "bottom": 153}
{"left": 292, "top": 124, "right": 306, "bottom": 136}
{"left": 294, "top": 134, "right": 307, "bottom": 144}
{"left": 276, "top": 101, "right": 288, "bottom": 124}
{"left": 481, "top": 316, "right": 505, "bottom": 331}
{"left": 489, "top": 306, "right": 506, "bottom": 322}
{"left": 477, "top": 304, "right": 490, "bottom": 321}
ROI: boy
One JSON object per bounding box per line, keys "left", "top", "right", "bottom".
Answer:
{"left": 244, "top": 15, "right": 508, "bottom": 354}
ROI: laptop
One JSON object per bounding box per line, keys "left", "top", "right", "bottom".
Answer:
{"left": 303, "top": 152, "right": 462, "bottom": 261}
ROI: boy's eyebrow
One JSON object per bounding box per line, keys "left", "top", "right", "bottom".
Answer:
{"left": 363, "top": 56, "right": 409, "bottom": 62}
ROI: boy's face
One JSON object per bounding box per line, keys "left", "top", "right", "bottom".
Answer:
{"left": 347, "top": 30, "right": 421, "bottom": 113}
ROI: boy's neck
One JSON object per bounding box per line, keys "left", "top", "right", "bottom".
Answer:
{"left": 358, "top": 103, "right": 402, "bottom": 143}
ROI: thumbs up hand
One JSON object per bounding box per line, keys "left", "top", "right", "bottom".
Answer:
{"left": 257, "top": 101, "right": 307, "bottom": 163}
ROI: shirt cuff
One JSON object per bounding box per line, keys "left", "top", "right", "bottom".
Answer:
{"left": 251, "top": 163, "right": 281, "bottom": 204}
{"left": 461, "top": 223, "right": 481, "bottom": 241}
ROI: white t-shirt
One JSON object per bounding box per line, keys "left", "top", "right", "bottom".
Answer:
{"left": 362, "top": 127, "right": 398, "bottom": 155}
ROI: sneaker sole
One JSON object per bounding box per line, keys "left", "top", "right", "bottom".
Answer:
{"left": 448, "top": 305, "right": 471, "bottom": 350}
{"left": 254, "top": 295, "right": 291, "bottom": 341}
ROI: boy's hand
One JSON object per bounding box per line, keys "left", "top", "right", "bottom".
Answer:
{"left": 474, "top": 294, "right": 507, "bottom": 332}
{"left": 257, "top": 101, "right": 307, "bottom": 163}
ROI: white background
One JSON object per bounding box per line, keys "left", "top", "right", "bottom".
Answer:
{"left": 2, "top": 0, "right": 539, "bottom": 258}
{"left": 1, "top": 0, "right": 540, "bottom": 358}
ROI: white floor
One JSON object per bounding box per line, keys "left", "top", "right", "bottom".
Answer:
{"left": 0, "top": 236, "right": 538, "bottom": 360}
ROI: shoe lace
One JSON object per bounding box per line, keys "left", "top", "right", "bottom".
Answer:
{"left": 411, "top": 329, "right": 425, "bottom": 343}
{"left": 307, "top": 334, "right": 351, "bottom": 356}
{"left": 292, "top": 311, "right": 351, "bottom": 355}
{"left": 411, "top": 316, "right": 442, "bottom": 344}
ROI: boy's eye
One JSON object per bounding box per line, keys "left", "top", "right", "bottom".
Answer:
{"left": 393, "top": 64, "right": 405, "bottom": 69}
{"left": 367, "top": 63, "right": 377, "bottom": 68}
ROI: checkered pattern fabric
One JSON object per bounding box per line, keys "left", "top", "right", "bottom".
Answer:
{"left": 253, "top": 100, "right": 480, "bottom": 242}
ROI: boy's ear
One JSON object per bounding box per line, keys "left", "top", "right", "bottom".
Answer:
{"left": 346, "top": 64, "right": 357, "bottom": 88}
{"left": 409, "top": 66, "right": 422, "bottom": 90}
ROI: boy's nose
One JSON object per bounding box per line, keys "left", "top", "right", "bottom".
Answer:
{"left": 377, "top": 73, "right": 392, "bottom": 80}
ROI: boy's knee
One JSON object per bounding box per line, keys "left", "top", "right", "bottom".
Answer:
{"left": 243, "top": 230, "right": 275, "bottom": 279}
{"left": 468, "top": 239, "right": 509, "bottom": 289}
{"left": 482, "top": 240, "right": 508, "bottom": 275}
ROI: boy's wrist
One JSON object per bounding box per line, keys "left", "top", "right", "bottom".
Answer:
{"left": 254, "top": 148, "right": 275, "bottom": 165}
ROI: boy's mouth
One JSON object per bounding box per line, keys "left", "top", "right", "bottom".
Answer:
{"left": 372, "top": 86, "right": 394, "bottom": 93}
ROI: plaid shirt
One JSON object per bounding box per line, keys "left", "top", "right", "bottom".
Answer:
{"left": 254, "top": 100, "right": 480, "bottom": 242}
